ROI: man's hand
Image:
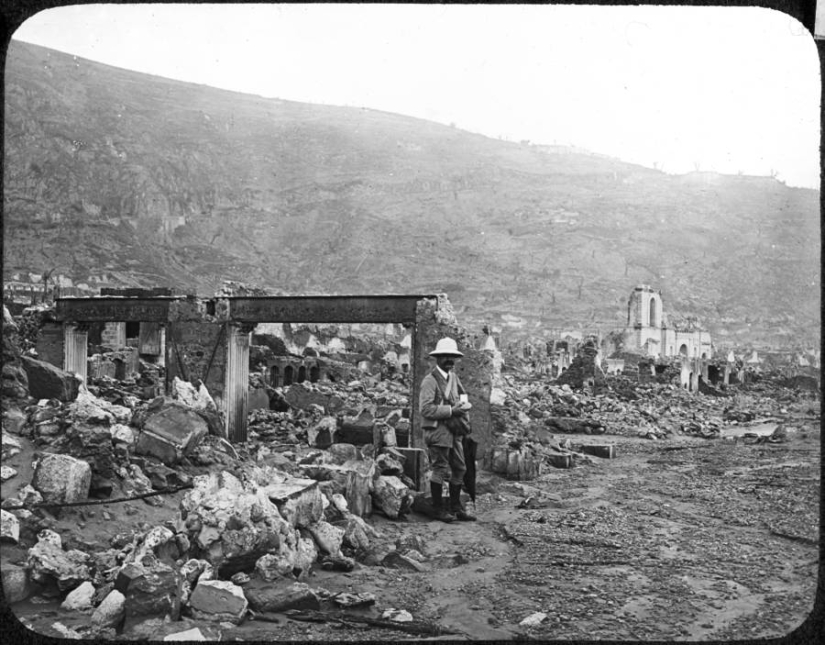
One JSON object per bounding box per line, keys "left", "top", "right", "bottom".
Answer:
{"left": 451, "top": 401, "right": 472, "bottom": 416}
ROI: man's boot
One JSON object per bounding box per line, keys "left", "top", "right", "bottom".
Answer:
{"left": 430, "top": 482, "right": 455, "bottom": 523}
{"left": 449, "top": 483, "right": 477, "bottom": 521}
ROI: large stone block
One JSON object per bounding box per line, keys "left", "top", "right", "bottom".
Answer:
{"left": 264, "top": 478, "right": 324, "bottom": 528}
{"left": 243, "top": 580, "right": 321, "bottom": 613}
{"left": 1, "top": 563, "right": 33, "bottom": 603}
{"left": 188, "top": 579, "right": 248, "bottom": 625}
{"left": 1, "top": 509, "right": 20, "bottom": 543}
{"left": 300, "top": 461, "right": 374, "bottom": 517}
{"left": 372, "top": 476, "right": 413, "bottom": 519}
{"left": 32, "top": 453, "right": 92, "bottom": 504}
{"left": 134, "top": 399, "right": 209, "bottom": 465}
{"left": 27, "top": 533, "right": 92, "bottom": 591}
{"left": 114, "top": 560, "right": 178, "bottom": 617}
{"left": 306, "top": 521, "right": 343, "bottom": 556}
{"left": 61, "top": 580, "right": 96, "bottom": 611}
{"left": 91, "top": 590, "right": 126, "bottom": 630}
{"left": 21, "top": 355, "right": 79, "bottom": 402}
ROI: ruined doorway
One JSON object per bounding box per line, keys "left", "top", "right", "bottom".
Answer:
{"left": 679, "top": 343, "right": 688, "bottom": 356}
{"left": 283, "top": 365, "right": 294, "bottom": 385}
{"left": 297, "top": 365, "right": 307, "bottom": 383}
{"left": 309, "top": 365, "right": 320, "bottom": 382}
{"left": 270, "top": 365, "right": 280, "bottom": 387}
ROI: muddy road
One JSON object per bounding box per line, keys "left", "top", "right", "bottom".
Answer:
{"left": 9, "top": 421, "right": 819, "bottom": 642}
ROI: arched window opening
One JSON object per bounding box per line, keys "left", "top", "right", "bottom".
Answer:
{"left": 297, "top": 365, "right": 307, "bottom": 383}
{"left": 309, "top": 365, "right": 320, "bottom": 383}
{"left": 649, "top": 297, "right": 657, "bottom": 327}
{"left": 283, "top": 365, "right": 294, "bottom": 386}
{"left": 270, "top": 365, "right": 280, "bottom": 388}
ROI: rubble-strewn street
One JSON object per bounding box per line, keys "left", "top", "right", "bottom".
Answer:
{"left": 1, "top": 306, "right": 820, "bottom": 641}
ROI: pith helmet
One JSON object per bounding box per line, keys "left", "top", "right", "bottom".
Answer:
{"left": 429, "top": 337, "right": 464, "bottom": 357}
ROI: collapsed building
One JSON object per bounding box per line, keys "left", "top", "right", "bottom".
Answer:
{"left": 625, "top": 284, "right": 713, "bottom": 359}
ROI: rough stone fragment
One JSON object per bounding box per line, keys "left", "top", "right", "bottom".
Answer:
{"left": 21, "top": 355, "right": 80, "bottom": 402}
{"left": 342, "top": 515, "right": 371, "bottom": 551}
{"left": 300, "top": 461, "right": 375, "bottom": 517}
{"left": 306, "top": 520, "right": 343, "bottom": 555}
{"left": 164, "top": 628, "right": 207, "bottom": 641}
{"left": 180, "top": 470, "right": 292, "bottom": 571}
{"left": 579, "top": 444, "right": 616, "bottom": 459}
{"left": 381, "top": 550, "right": 428, "bottom": 572}
{"left": 26, "top": 533, "right": 92, "bottom": 590}
{"left": 114, "top": 560, "right": 178, "bottom": 617}
{"left": 382, "top": 608, "right": 414, "bottom": 622}
{"left": 188, "top": 579, "right": 248, "bottom": 625}
{"left": 520, "top": 612, "right": 547, "bottom": 626}
{"left": 0, "top": 466, "right": 17, "bottom": 481}
{"left": 326, "top": 443, "right": 359, "bottom": 464}
{"left": 68, "top": 388, "right": 131, "bottom": 425}
{"left": 91, "top": 590, "right": 126, "bottom": 630}
{"left": 372, "top": 476, "right": 413, "bottom": 519}
{"left": 265, "top": 478, "right": 324, "bottom": 528}
{"left": 243, "top": 580, "right": 321, "bottom": 613}
{"left": 2, "top": 432, "right": 22, "bottom": 460}
{"left": 111, "top": 424, "right": 135, "bottom": 446}
{"left": 61, "top": 580, "right": 96, "bottom": 611}
{"left": 2, "top": 563, "right": 33, "bottom": 603}
{"left": 2, "top": 408, "right": 28, "bottom": 435}
{"left": 31, "top": 453, "right": 91, "bottom": 504}
{"left": 1, "top": 509, "right": 20, "bottom": 543}
{"left": 293, "top": 534, "right": 319, "bottom": 577}
{"left": 170, "top": 377, "right": 223, "bottom": 436}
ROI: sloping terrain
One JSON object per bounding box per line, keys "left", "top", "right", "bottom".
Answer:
{"left": 3, "top": 40, "right": 820, "bottom": 344}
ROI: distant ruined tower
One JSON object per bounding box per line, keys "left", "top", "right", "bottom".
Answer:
{"left": 625, "top": 284, "right": 712, "bottom": 359}
{"left": 627, "top": 284, "right": 664, "bottom": 355}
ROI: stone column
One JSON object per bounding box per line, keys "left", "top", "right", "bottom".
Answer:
{"left": 63, "top": 323, "right": 88, "bottom": 384}
{"left": 225, "top": 323, "right": 253, "bottom": 443}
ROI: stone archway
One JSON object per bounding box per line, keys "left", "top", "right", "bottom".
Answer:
{"left": 679, "top": 344, "right": 688, "bottom": 356}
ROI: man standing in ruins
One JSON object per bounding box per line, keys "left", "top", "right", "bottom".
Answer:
{"left": 419, "top": 337, "right": 476, "bottom": 522}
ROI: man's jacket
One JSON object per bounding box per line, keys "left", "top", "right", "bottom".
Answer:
{"left": 419, "top": 368, "right": 466, "bottom": 447}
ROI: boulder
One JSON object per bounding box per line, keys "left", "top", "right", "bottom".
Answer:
{"left": 1, "top": 563, "right": 33, "bottom": 603}
{"left": 326, "top": 443, "right": 359, "bottom": 464}
{"left": 2, "top": 408, "right": 28, "bottom": 435}
{"left": 51, "top": 422, "right": 118, "bottom": 478}
{"left": 32, "top": 453, "right": 92, "bottom": 504}
{"left": 1, "top": 466, "right": 17, "bottom": 481}
{"left": 264, "top": 478, "right": 324, "bottom": 528}
{"left": 61, "top": 580, "right": 96, "bottom": 611}
{"left": 293, "top": 534, "right": 319, "bottom": 577}
{"left": 1, "top": 509, "right": 20, "bottom": 543}
{"left": 188, "top": 579, "right": 248, "bottom": 625}
{"left": 170, "top": 377, "right": 223, "bottom": 436}
{"left": 342, "top": 515, "right": 372, "bottom": 551}
{"left": 68, "top": 387, "right": 131, "bottom": 425}
{"left": 133, "top": 398, "right": 209, "bottom": 465}
{"left": 114, "top": 559, "right": 178, "bottom": 617}
{"left": 91, "top": 589, "right": 126, "bottom": 631}
{"left": 299, "top": 460, "right": 374, "bottom": 517}
{"left": 20, "top": 356, "right": 79, "bottom": 402}
{"left": 372, "top": 476, "right": 413, "bottom": 519}
{"left": 375, "top": 452, "right": 404, "bottom": 476}
{"left": 243, "top": 580, "right": 321, "bottom": 613}
{"left": 306, "top": 521, "right": 343, "bottom": 556}
{"left": 26, "top": 532, "right": 92, "bottom": 591}
{"left": 179, "top": 470, "right": 292, "bottom": 570}
{"left": 381, "top": 550, "right": 428, "bottom": 572}
{"left": 2, "top": 433, "right": 22, "bottom": 460}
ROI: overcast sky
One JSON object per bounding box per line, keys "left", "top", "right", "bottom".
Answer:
{"left": 11, "top": 3, "right": 821, "bottom": 189}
